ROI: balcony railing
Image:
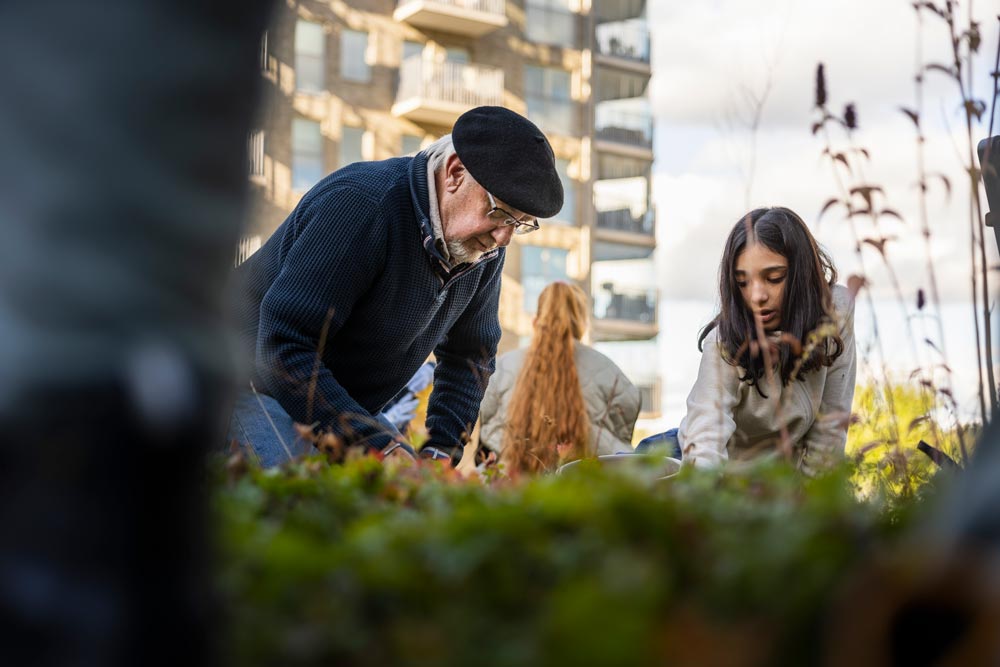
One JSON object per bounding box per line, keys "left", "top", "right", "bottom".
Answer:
{"left": 395, "top": 0, "right": 508, "bottom": 37}
{"left": 595, "top": 108, "right": 652, "bottom": 149}
{"left": 596, "top": 21, "right": 650, "bottom": 64}
{"left": 394, "top": 57, "right": 504, "bottom": 125}
{"left": 595, "top": 285, "right": 657, "bottom": 324}
{"left": 596, "top": 208, "right": 654, "bottom": 236}
{"left": 637, "top": 381, "right": 661, "bottom": 415}
{"left": 402, "top": 0, "right": 504, "bottom": 12}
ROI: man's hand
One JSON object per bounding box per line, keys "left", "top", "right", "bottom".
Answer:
{"left": 380, "top": 441, "right": 417, "bottom": 467}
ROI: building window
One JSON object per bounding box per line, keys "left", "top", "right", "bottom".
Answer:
{"left": 247, "top": 129, "right": 265, "bottom": 179}
{"left": 401, "top": 134, "right": 423, "bottom": 156}
{"left": 525, "top": 0, "right": 575, "bottom": 47}
{"left": 521, "top": 246, "right": 569, "bottom": 312}
{"left": 341, "top": 29, "right": 371, "bottom": 82}
{"left": 524, "top": 65, "right": 575, "bottom": 135}
{"left": 445, "top": 47, "right": 469, "bottom": 64}
{"left": 295, "top": 20, "right": 325, "bottom": 93}
{"left": 402, "top": 40, "right": 423, "bottom": 62}
{"left": 546, "top": 158, "right": 575, "bottom": 224}
{"left": 292, "top": 118, "right": 323, "bottom": 191}
{"left": 637, "top": 383, "right": 659, "bottom": 415}
{"left": 339, "top": 126, "right": 365, "bottom": 168}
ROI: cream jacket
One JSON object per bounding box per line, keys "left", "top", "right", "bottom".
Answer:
{"left": 678, "top": 285, "right": 856, "bottom": 474}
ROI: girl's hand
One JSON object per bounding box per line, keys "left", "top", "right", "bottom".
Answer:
{"left": 556, "top": 441, "right": 574, "bottom": 462}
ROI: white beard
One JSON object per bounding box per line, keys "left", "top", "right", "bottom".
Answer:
{"left": 447, "top": 238, "right": 485, "bottom": 266}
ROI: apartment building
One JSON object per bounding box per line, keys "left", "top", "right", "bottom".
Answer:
{"left": 244, "top": 0, "right": 660, "bottom": 421}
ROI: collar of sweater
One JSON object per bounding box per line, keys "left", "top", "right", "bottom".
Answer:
{"left": 424, "top": 159, "right": 453, "bottom": 268}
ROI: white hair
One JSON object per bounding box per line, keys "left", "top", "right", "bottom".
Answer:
{"left": 423, "top": 134, "right": 457, "bottom": 174}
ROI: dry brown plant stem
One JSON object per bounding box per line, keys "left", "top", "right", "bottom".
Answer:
{"left": 931, "top": 0, "right": 996, "bottom": 422}
{"left": 908, "top": 5, "right": 952, "bottom": 452}
{"left": 814, "top": 113, "right": 903, "bottom": 450}
{"left": 904, "top": 3, "right": 976, "bottom": 458}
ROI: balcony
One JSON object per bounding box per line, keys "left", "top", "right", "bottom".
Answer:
{"left": 595, "top": 21, "right": 650, "bottom": 74}
{"left": 594, "top": 66, "right": 650, "bottom": 103}
{"left": 394, "top": 0, "right": 508, "bottom": 37}
{"left": 595, "top": 107, "right": 653, "bottom": 159}
{"left": 594, "top": 0, "right": 646, "bottom": 24}
{"left": 593, "top": 284, "right": 658, "bottom": 340}
{"left": 596, "top": 118, "right": 651, "bottom": 149}
{"left": 595, "top": 208, "right": 654, "bottom": 239}
{"left": 392, "top": 57, "right": 504, "bottom": 126}
{"left": 597, "top": 152, "right": 651, "bottom": 181}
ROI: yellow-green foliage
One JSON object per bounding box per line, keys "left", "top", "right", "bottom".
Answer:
{"left": 847, "top": 382, "right": 969, "bottom": 502}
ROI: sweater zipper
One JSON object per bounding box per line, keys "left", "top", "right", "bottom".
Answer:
{"left": 441, "top": 249, "right": 500, "bottom": 288}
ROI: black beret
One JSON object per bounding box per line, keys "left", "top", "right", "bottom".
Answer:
{"left": 452, "top": 106, "right": 564, "bottom": 219}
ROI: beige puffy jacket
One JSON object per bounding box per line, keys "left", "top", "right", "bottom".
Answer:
{"left": 478, "top": 342, "right": 641, "bottom": 457}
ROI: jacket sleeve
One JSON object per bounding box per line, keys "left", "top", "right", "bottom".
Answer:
{"left": 800, "top": 287, "right": 857, "bottom": 475}
{"left": 254, "top": 186, "right": 398, "bottom": 451}
{"left": 477, "top": 351, "right": 511, "bottom": 455}
{"left": 678, "top": 331, "right": 742, "bottom": 468}
{"left": 607, "top": 366, "right": 641, "bottom": 447}
{"left": 426, "top": 252, "right": 505, "bottom": 452}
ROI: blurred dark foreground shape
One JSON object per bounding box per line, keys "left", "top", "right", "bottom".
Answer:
{"left": 824, "top": 418, "right": 1000, "bottom": 666}
{"left": 0, "top": 1, "right": 273, "bottom": 665}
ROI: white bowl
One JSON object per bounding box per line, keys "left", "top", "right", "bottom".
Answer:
{"left": 556, "top": 453, "right": 682, "bottom": 481}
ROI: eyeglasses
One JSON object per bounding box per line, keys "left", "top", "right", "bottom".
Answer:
{"left": 486, "top": 191, "right": 539, "bottom": 235}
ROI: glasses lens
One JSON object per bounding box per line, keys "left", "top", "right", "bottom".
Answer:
{"left": 486, "top": 191, "right": 537, "bottom": 234}
{"left": 513, "top": 220, "right": 538, "bottom": 235}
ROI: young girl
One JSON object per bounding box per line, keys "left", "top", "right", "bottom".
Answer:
{"left": 479, "top": 281, "right": 641, "bottom": 475}
{"left": 678, "top": 207, "right": 856, "bottom": 474}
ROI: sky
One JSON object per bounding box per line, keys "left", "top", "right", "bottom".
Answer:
{"left": 636, "top": 0, "right": 1000, "bottom": 428}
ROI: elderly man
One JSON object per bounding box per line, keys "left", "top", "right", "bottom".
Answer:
{"left": 230, "top": 106, "right": 563, "bottom": 467}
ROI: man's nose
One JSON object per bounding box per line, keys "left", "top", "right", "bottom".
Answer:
{"left": 492, "top": 223, "right": 515, "bottom": 247}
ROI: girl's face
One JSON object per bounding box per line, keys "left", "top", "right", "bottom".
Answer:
{"left": 734, "top": 243, "right": 788, "bottom": 331}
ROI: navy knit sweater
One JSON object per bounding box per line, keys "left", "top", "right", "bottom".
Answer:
{"left": 235, "top": 153, "right": 505, "bottom": 454}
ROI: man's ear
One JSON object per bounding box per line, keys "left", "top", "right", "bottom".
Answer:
{"left": 444, "top": 153, "right": 466, "bottom": 193}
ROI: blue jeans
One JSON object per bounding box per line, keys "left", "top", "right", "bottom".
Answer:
{"left": 227, "top": 391, "right": 408, "bottom": 467}
{"left": 635, "top": 428, "right": 682, "bottom": 459}
{"left": 227, "top": 391, "right": 314, "bottom": 467}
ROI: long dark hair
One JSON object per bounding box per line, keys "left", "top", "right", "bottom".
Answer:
{"left": 699, "top": 207, "right": 843, "bottom": 395}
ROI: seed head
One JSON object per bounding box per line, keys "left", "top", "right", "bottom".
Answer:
{"left": 815, "top": 63, "right": 827, "bottom": 108}
{"left": 844, "top": 103, "right": 857, "bottom": 130}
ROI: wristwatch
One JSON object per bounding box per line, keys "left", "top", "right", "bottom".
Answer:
{"left": 419, "top": 445, "right": 461, "bottom": 467}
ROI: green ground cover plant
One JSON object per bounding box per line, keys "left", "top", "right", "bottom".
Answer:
{"left": 215, "top": 454, "right": 928, "bottom": 666}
